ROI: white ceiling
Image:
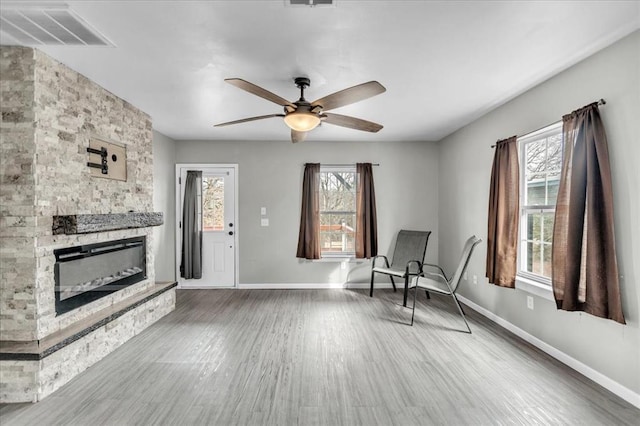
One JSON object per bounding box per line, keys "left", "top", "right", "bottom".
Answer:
{"left": 1, "top": 1, "right": 639, "bottom": 142}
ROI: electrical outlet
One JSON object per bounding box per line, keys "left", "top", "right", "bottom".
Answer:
{"left": 472, "top": 275, "right": 478, "bottom": 285}
{"left": 260, "top": 218, "right": 269, "bottom": 227}
{"left": 463, "top": 272, "right": 468, "bottom": 281}
{"left": 341, "top": 261, "right": 347, "bottom": 270}
{"left": 527, "top": 296, "right": 534, "bottom": 310}
{"left": 260, "top": 207, "right": 267, "bottom": 216}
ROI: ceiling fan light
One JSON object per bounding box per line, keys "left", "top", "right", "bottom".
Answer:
{"left": 284, "top": 111, "right": 320, "bottom": 132}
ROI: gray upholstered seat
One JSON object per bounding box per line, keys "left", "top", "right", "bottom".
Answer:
{"left": 370, "top": 230, "right": 431, "bottom": 307}
{"left": 408, "top": 235, "right": 482, "bottom": 332}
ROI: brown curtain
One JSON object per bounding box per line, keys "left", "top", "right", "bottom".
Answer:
{"left": 355, "top": 163, "right": 378, "bottom": 258}
{"left": 296, "top": 163, "right": 321, "bottom": 259}
{"left": 486, "top": 136, "right": 519, "bottom": 288}
{"left": 552, "top": 103, "right": 624, "bottom": 324}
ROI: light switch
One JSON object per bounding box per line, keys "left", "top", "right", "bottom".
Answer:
{"left": 260, "top": 207, "right": 267, "bottom": 216}
{"left": 261, "top": 218, "right": 269, "bottom": 227}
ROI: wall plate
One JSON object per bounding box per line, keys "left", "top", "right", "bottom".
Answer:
{"left": 88, "top": 138, "right": 127, "bottom": 181}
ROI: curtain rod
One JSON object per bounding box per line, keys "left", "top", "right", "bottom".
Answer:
{"left": 304, "top": 163, "right": 380, "bottom": 166}
{"left": 491, "top": 98, "right": 606, "bottom": 148}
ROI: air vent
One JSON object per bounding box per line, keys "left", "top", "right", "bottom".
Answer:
{"left": 288, "top": 0, "right": 335, "bottom": 7}
{"left": 0, "top": 3, "right": 113, "bottom": 46}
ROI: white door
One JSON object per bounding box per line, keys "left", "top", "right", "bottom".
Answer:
{"left": 176, "top": 165, "right": 237, "bottom": 288}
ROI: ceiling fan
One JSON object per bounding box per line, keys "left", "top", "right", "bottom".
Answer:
{"left": 215, "top": 77, "right": 386, "bottom": 143}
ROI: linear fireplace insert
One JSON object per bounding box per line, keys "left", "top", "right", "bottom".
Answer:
{"left": 54, "top": 236, "right": 146, "bottom": 315}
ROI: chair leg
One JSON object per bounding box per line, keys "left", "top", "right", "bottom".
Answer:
{"left": 425, "top": 291, "right": 430, "bottom": 299}
{"left": 411, "top": 285, "right": 419, "bottom": 325}
{"left": 451, "top": 294, "right": 472, "bottom": 334}
{"left": 370, "top": 271, "right": 375, "bottom": 297}
{"left": 389, "top": 276, "right": 396, "bottom": 292}
{"left": 403, "top": 275, "right": 409, "bottom": 307}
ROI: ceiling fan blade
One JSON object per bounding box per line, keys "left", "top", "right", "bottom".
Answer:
{"left": 215, "top": 114, "right": 284, "bottom": 127}
{"left": 311, "top": 81, "right": 386, "bottom": 112}
{"left": 291, "top": 130, "right": 307, "bottom": 143}
{"left": 225, "top": 78, "right": 296, "bottom": 108}
{"left": 322, "top": 113, "right": 383, "bottom": 133}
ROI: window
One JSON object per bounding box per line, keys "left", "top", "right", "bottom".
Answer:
{"left": 297, "top": 162, "right": 376, "bottom": 261}
{"left": 518, "top": 122, "right": 563, "bottom": 287}
{"left": 202, "top": 176, "right": 224, "bottom": 231}
{"left": 319, "top": 166, "right": 356, "bottom": 257}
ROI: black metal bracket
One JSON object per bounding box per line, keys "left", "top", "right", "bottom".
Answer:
{"left": 87, "top": 147, "right": 108, "bottom": 174}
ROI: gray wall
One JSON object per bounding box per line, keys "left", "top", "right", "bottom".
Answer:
{"left": 437, "top": 31, "right": 639, "bottom": 394}
{"left": 152, "top": 130, "right": 177, "bottom": 282}
{"left": 176, "top": 140, "right": 439, "bottom": 284}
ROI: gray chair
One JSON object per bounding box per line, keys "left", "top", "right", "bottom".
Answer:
{"left": 370, "top": 230, "right": 431, "bottom": 307}
{"left": 408, "top": 235, "right": 482, "bottom": 332}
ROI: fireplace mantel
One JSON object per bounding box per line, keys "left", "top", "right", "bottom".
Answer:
{"left": 53, "top": 212, "right": 163, "bottom": 235}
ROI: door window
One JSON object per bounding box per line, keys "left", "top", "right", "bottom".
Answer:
{"left": 202, "top": 176, "right": 225, "bottom": 231}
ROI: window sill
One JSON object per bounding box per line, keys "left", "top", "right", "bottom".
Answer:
{"left": 312, "top": 257, "right": 364, "bottom": 263}
{"left": 515, "top": 275, "right": 555, "bottom": 301}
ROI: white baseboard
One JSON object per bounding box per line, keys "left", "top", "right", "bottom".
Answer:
{"left": 178, "top": 285, "right": 235, "bottom": 290}
{"left": 457, "top": 295, "right": 640, "bottom": 409}
{"left": 237, "top": 282, "right": 394, "bottom": 290}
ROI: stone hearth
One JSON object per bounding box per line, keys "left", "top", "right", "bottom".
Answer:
{"left": 0, "top": 283, "right": 176, "bottom": 402}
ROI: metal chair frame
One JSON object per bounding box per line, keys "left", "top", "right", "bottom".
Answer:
{"left": 370, "top": 230, "right": 431, "bottom": 307}
{"left": 409, "top": 235, "right": 482, "bottom": 333}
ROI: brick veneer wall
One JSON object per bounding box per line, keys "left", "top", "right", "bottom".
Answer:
{"left": 1, "top": 47, "right": 38, "bottom": 341}
{"left": 0, "top": 46, "right": 156, "bottom": 341}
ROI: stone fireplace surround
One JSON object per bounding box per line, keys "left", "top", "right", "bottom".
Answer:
{"left": 0, "top": 47, "right": 177, "bottom": 402}
{"left": 0, "top": 223, "right": 175, "bottom": 403}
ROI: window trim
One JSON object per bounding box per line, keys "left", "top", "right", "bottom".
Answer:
{"left": 318, "top": 165, "right": 357, "bottom": 259}
{"left": 515, "top": 121, "right": 562, "bottom": 297}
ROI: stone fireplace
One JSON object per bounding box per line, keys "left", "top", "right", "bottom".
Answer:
{"left": 0, "top": 47, "right": 176, "bottom": 402}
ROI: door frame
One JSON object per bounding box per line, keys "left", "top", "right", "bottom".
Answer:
{"left": 175, "top": 163, "right": 239, "bottom": 289}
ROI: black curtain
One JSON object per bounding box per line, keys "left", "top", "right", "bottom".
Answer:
{"left": 180, "top": 170, "right": 202, "bottom": 279}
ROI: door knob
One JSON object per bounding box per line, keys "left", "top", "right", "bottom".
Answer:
{"left": 228, "top": 231, "right": 234, "bottom": 236}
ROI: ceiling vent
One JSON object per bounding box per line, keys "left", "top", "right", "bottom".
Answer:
{"left": 0, "top": 3, "right": 113, "bottom": 46}
{"left": 287, "top": 0, "right": 335, "bottom": 7}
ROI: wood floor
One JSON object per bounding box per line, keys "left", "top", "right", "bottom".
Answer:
{"left": 1, "top": 289, "right": 638, "bottom": 425}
